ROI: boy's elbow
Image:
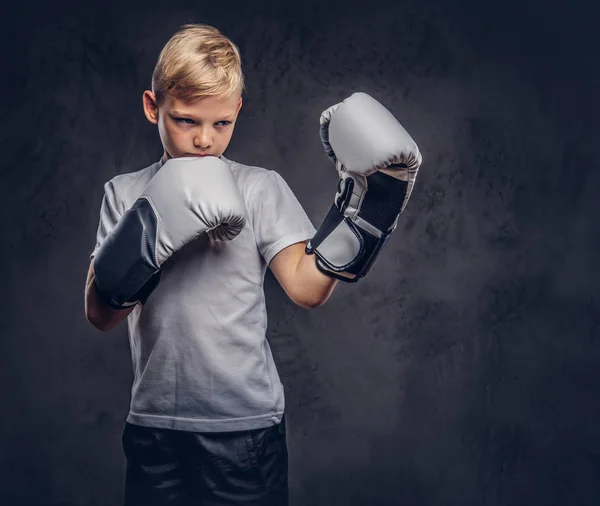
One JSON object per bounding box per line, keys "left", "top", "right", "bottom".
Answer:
{"left": 85, "top": 310, "right": 113, "bottom": 332}
{"left": 85, "top": 311, "right": 102, "bottom": 330}
{"left": 295, "top": 293, "right": 329, "bottom": 309}
{"left": 302, "top": 300, "right": 325, "bottom": 310}
{"left": 85, "top": 293, "right": 123, "bottom": 332}
{"left": 292, "top": 281, "right": 337, "bottom": 309}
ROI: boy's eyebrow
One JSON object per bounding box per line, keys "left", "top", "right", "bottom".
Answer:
{"left": 171, "top": 110, "right": 194, "bottom": 117}
{"left": 171, "top": 110, "right": 236, "bottom": 120}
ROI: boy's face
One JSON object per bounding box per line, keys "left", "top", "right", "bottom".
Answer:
{"left": 143, "top": 91, "right": 242, "bottom": 161}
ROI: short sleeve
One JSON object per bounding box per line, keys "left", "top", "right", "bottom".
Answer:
{"left": 90, "top": 180, "right": 122, "bottom": 260}
{"left": 250, "top": 171, "right": 317, "bottom": 265}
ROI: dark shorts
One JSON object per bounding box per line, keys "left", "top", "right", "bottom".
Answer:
{"left": 121, "top": 416, "right": 288, "bottom": 506}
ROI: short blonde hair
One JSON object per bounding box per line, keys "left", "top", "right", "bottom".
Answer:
{"left": 152, "top": 24, "right": 245, "bottom": 105}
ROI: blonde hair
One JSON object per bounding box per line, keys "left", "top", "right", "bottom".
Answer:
{"left": 152, "top": 24, "right": 245, "bottom": 105}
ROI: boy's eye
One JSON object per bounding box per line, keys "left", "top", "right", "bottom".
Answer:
{"left": 175, "top": 118, "right": 195, "bottom": 125}
{"left": 174, "top": 118, "right": 231, "bottom": 127}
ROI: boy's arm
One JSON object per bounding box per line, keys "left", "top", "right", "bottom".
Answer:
{"left": 269, "top": 241, "right": 338, "bottom": 309}
{"left": 85, "top": 262, "right": 136, "bottom": 331}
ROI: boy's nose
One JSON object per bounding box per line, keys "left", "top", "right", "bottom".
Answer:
{"left": 194, "top": 130, "right": 212, "bottom": 148}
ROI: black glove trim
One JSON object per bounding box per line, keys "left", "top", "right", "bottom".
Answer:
{"left": 93, "top": 198, "right": 162, "bottom": 309}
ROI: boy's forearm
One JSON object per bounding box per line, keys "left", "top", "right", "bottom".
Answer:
{"left": 294, "top": 252, "right": 338, "bottom": 309}
{"left": 85, "top": 264, "right": 135, "bottom": 331}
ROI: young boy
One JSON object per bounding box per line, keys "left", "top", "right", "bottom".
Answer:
{"left": 85, "top": 22, "right": 420, "bottom": 506}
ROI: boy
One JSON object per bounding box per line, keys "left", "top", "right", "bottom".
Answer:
{"left": 85, "top": 23, "right": 420, "bottom": 506}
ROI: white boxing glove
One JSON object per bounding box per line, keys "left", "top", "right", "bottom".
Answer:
{"left": 93, "top": 156, "right": 246, "bottom": 309}
{"left": 306, "top": 92, "right": 422, "bottom": 282}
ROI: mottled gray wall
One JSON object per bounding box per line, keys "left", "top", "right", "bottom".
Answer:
{"left": 1, "top": 0, "right": 599, "bottom": 504}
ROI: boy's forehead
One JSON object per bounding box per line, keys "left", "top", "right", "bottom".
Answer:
{"left": 166, "top": 94, "right": 240, "bottom": 116}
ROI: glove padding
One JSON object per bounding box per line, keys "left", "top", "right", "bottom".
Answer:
{"left": 306, "top": 92, "right": 422, "bottom": 282}
{"left": 93, "top": 156, "right": 246, "bottom": 309}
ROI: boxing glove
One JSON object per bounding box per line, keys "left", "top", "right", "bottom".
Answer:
{"left": 306, "top": 92, "right": 422, "bottom": 282}
{"left": 93, "top": 156, "right": 246, "bottom": 309}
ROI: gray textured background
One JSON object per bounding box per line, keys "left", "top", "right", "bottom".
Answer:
{"left": 2, "top": 0, "right": 599, "bottom": 504}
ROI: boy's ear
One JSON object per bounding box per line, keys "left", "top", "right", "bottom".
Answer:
{"left": 143, "top": 91, "right": 159, "bottom": 124}
{"left": 236, "top": 96, "right": 243, "bottom": 115}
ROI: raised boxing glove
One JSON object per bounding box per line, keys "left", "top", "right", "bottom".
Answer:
{"left": 306, "top": 92, "right": 422, "bottom": 282}
{"left": 93, "top": 156, "right": 246, "bottom": 309}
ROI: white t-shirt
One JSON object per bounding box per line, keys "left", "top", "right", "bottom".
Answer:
{"left": 90, "top": 156, "right": 316, "bottom": 432}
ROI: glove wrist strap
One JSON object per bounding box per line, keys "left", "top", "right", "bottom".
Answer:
{"left": 306, "top": 204, "right": 391, "bottom": 282}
